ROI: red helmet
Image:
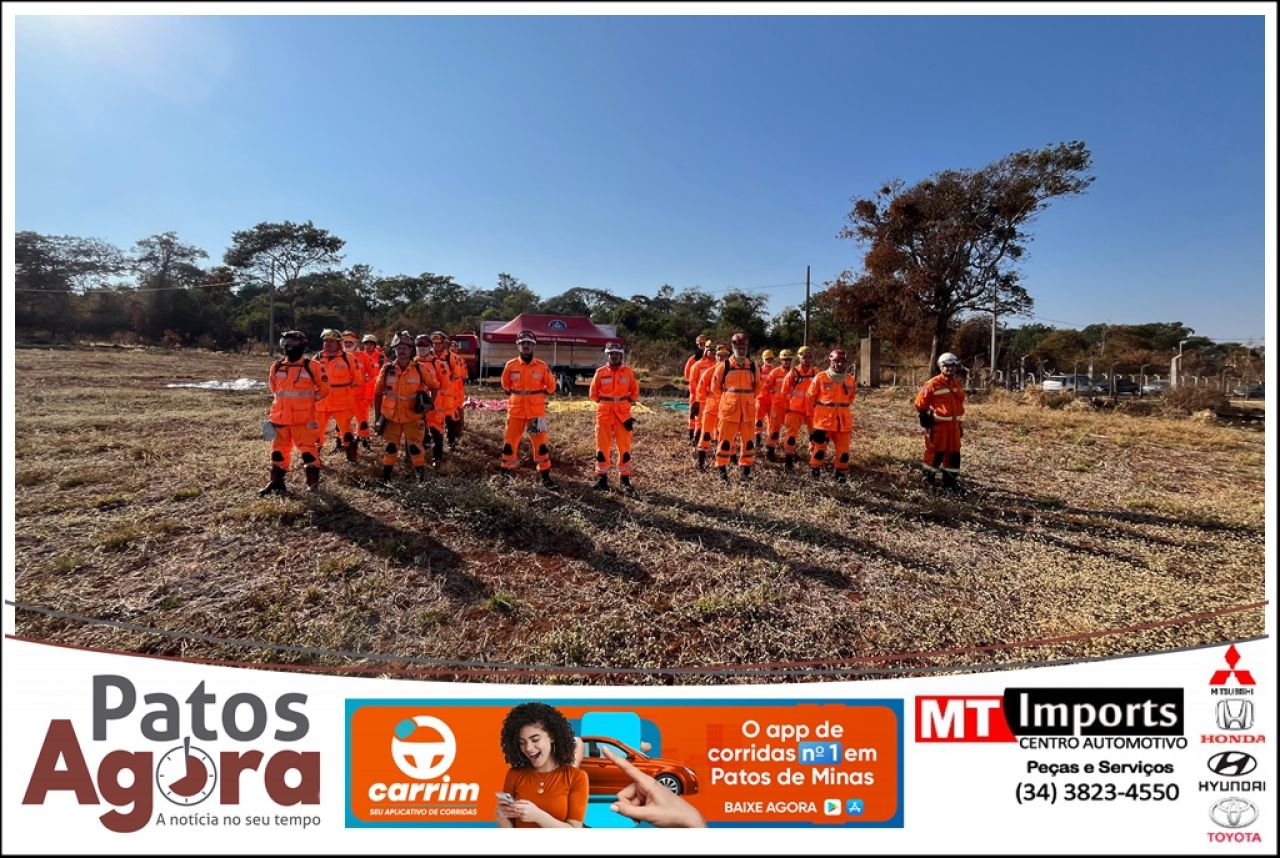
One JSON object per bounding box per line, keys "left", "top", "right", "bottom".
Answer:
{"left": 829, "top": 349, "right": 847, "bottom": 362}
{"left": 730, "top": 332, "right": 748, "bottom": 348}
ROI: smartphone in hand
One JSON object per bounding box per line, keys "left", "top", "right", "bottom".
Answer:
{"left": 496, "top": 791, "right": 515, "bottom": 805}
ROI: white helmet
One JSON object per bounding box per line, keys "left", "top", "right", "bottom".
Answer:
{"left": 938, "top": 353, "right": 961, "bottom": 367}
{"left": 603, "top": 341, "right": 624, "bottom": 354}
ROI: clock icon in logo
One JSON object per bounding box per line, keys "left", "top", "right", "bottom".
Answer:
{"left": 155, "top": 737, "right": 217, "bottom": 806}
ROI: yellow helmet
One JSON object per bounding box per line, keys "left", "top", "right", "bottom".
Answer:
{"left": 797, "top": 345, "right": 814, "bottom": 356}
{"left": 761, "top": 349, "right": 776, "bottom": 360}
{"left": 778, "top": 349, "right": 795, "bottom": 359}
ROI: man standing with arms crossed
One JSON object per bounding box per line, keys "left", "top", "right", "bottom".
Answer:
{"left": 500, "top": 331, "right": 560, "bottom": 490}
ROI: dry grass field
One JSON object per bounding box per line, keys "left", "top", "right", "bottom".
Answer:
{"left": 11, "top": 347, "right": 1267, "bottom": 684}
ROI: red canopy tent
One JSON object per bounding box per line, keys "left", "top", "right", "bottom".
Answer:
{"left": 482, "top": 314, "right": 618, "bottom": 346}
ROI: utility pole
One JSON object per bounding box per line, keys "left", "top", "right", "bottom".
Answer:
{"left": 989, "top": 285, "right": 998, "bottom": 388}
{"left": 803, "top": 265, "right": 811, "bottom": 347}
{"left": 267, "top": 258, "right": 276, "bottom": 356}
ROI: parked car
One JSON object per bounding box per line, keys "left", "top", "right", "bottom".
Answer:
{"left": 1088, "top": 378, "right": 1139, "bottom": 396}
{"left": 1232, "top": 384, "right": 1265, "bottom": 399}
{"left": 577, "top": 736, "right": 700, "bottom": 796}
{"left": 1141, "top": 380, "right": 1168, "bottom": 395}
{"left": 1041, "top": 374, "right": 1092, "bottom": 393}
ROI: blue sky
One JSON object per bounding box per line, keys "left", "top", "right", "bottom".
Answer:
{"left": 13, "top": 12, "right": 1270, "bottom": 342}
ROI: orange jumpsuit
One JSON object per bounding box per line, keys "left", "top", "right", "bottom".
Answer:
{"left": 779, "top": 365, "right": 819, "bottom": 457}
{"left": 375, "top": 361, "right": 437, "bottom": 469}
{"left": 313, "top": 351, "right": 366, "bottom": 449}
{"left": 806, "top": 370, "right": 857, "bottom": 472}
{"left": 695, "top": 362, "right": 724, "bottom": 454}
{"left": 350, "top": 349, "right": 377, "bottom": 440}
{"left": 765, "top": 365, "right": 791, "bottom": 454}
{"left": 683, "top": 352, "right": 704, "bottom": 432}
{"left": 711, "top": 358, "right": 762, "bottom": 467}
{"left": 914, "top": 373, "right": 966, "bottom": 475}
{"left": 419, "top": 352, "right": 458, "bottom": 437}
{"left": 267, "top": 357, "right": 330, "bottom": 470}
{"left": 688, "top": 355, "right": 717, "bottom": 440}
{"left": 501, "top": 356, "right": 557, "bottom": 472}
{"left": 446, "top": 349, "right": 468, "bottom": 444}
{"left": 589, "top": 363, "right": 640, "bottom": 477}
{"left": 755, "top": 360, "right": 777, "bottom": 437}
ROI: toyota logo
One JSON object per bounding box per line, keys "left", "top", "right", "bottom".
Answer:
{"left": 1209, "top": 797, "right": 1259, "bottom": 829}
{"left": 1207, "top": 752, "right": 1257, "bottom": 777}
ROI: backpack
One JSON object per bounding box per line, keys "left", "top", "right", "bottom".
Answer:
{"left": 723, "top": 357, "right": 757, "bottom": 386}
{"left": 272, "top": 357, "right": 315, "bottom": 382}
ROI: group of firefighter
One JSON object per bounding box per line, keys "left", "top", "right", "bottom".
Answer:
{"left": 260, "top": 326, "right": 966, "bottom": 496}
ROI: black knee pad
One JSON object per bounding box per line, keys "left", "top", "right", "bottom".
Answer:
{"left": 271, "top": 451, "right": 284, "bottom": 462}
{"left": 814, "top": 450, "right": 825, "bottom": 461}
{"left": 839, "top": 452, "right": 850, "bottom": 464}
{"left": 948, "top": 451, "right": 961, "bottom": 469}
{"left": 537, "top": 443, "right": 549, "bottom": 457}
{"left": 719, "top": 440, "right": 731, "bottom": 451}
{"left": 745, "top": 440, "right": 754, "bottom": 451}
{"left": 343, "top": 432, "right": 355, "bottom": 443}
{"left": 621, "top": 452, "right": 631, "bottom": 463}
{"left": 932, "top": 452, "right": 946, "bottom": 468}
{"left": 358, "top": 421, "right": 368, "bottom": 431}
{"left": 408, "top": 444, "right": 421, "bottom": 456}
{"left": 786, "top": 436, "right": 796, "bottom": 446}
{"left": 702, "top": 432, "right": 712, "bottom": 442}
{"left": 596, "top": 451, "right": 606, "bottom": 462}
{"left": 502, "top": 443, "right": 513, "bottom": 455}
{"left": 301, "top": 452, "right": 316, "bottom": 464}
{"left": 386, "top": 443, "right": 398, "bottom": 454}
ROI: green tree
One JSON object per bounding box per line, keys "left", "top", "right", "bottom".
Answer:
{"left": 716, "top": 289, "right": 769, "bottom": 345}
{"left": 132, "top": 232, "right": 209, "bottom": 341}
{"left": 829, "top": 141, "right": 1094, "bottom": 364}
{"left": 16, "top": 232, "right": 129, "bottom": 338}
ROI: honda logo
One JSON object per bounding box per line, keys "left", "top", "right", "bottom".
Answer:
{"left": 1216, "top": 700, "right": 1254, "bottom": 731}
{"left": 1207, "top": 752, "right": 1257, "bottom": 777}
{"left": 1209, "top": 798, "right": 1259, "bottom": 829}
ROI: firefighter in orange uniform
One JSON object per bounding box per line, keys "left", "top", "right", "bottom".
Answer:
{"left": 914, "top": 352, "right": 966, "bottom": 490}
{"left": 779, "top": 345, "right": 819, "bottom": 470}
{"left": 805, "top": 349, "right": 858, "bottom": 484}
{"left": 360, "top": 333, "right": 385, "bottom": 442}
{"left": 373, "top": 332, "right": 438, "bottom": 482}
{"left": 343, "top": 331, "right": 377, "bottom": 449}
{"left": 683, "top": 334, "right": 711, "bottom": 444}
{"left": 441, "top": 333, "right": 468, "bottom": 450}
{"left": 500, "top": 330, "right": 559, "bottom": 489}
{"left": 314, "top": 329, "right": 367, "bottom": 463}
{"left": 687, "top": 339, "right": 718, "bottom": 451}
{"left": 765, "top": 349, "right": 794, "bottom": 462}
{"left": 260, "top": 330, "right": 330, "bottom": 495}
{"left": 694, "top": 342, "right": 730, "bottom": 470}
{"left": 710, "top": 332, "right": 762, "bottom": 483}
{"left": 588, "top": 341, "right": 641, "bottom": 492}
{"left": 413, "top": 333, "right": 451, "bottom": 467}
{"left": 755, "top": 349, "right": 777, "bottom": 449}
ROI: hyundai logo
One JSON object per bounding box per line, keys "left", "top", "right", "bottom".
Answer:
{"left": 1207, "top": 752, "right": 1257, "bottom": 777}
{"left": 1209, "top": 797, "right": 1259, "bottom": 829}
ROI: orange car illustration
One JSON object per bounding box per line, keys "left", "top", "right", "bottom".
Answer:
{"left": 578, "top": 735, "right": 700, "bottom": 796}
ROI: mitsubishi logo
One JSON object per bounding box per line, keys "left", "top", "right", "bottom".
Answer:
{"left": 1209, "top": 645, "right": 1256, "bottom": 686}
{"left": 1207, "top": 752, "right": 1257, "bottom": 777}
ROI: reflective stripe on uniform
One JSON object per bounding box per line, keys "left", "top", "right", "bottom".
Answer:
{"left": 933, "top": 415, "right": 961, "bottom": 422}
{"left": 930, "top": 388, "right": 953, "bottom": 396}
{"left": 275, "top": 390, "right": 315, "bottom": 399}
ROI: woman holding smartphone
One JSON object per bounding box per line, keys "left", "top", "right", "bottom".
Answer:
{"left": 495, "top": 702, "right": 587, "bottom": 828}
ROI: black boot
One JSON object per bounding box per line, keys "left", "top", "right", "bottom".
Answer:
{"left": 258, "top": 465, "right": 287, "bottom": 496}
{"left": 688, "top": 428, "right": 695, "bottom": 445}
{"left": 431, "top": 428, "right": 445, "bottom": 465}
{"left": 784, "top": 454, "right": 795, "bottom": 471}
{"left": 592, "top": 474, "right": 609, "bottom": 490}
{"left": 740, "top": 465, "right": 752, "bottom": 482}
{"left": 924, "top": 469, "right": 937, "bottom": 486}
{"left": 305, "top": 465, "right": 321, "bottom": 492}
{"left": 766, "top": 448, "right": 778, "bottom": 463}
{"left": 696, "top": 450, "right": 707, "bottom": 471}
{"left": 345, "top": 438, "right": 360, "bottom": 463}
{"left": 360, "top": 436, "right": 371, "bottom": 450}
{"left": 834, "top": 471, "right": 848, "bottom": 485}
{"left": 729, "top": 453, "right": 739, "bottom": 466}
{"left": 497, "top": 469, "right": 511, "bottom": 484}
{"left": 811, "top": 467, "right": 822, "bottom": 481}
{"left": 540, "top": 471, "right": 560, "bottom": 491}
{"left": 942, "top": 471, "right": 959, "bottom": 492}
{"left": 718, "top": 465, "right": 730, "bottom": 484}
{"left": 333, "top": 436, "right": 344, "bottom": 453}
{"left": 619, "top": 475, "right": 634, "bottom": 494}
{"left": 380, "top": 465, "right": 394, "bottom": 482}
{"left": 415, "top": 466, "right": 427, "bottom": 482}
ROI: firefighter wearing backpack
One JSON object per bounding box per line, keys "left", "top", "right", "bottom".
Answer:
{"left": 500, "top": 330, "right": 560, "bottom": 489}
{"left": 779, "top": 345, "right": 819, "bottom": 470}
{"left": 686, "top": 339, "right": 717, "bottom": 448}
{"left": 765, "top": 349, "right": 794, "bottom": 461}
{"left": 683, "top": 334, "right": 711, "bottom": 444}
{"left": 805, "top": 349, "right": 858, "bottom": 483}
{"left": 374, "top": 332, "right": 439, "bottom": 481}
{"left": 260, "top": 330, "right": 331, "bottom": 495}
{"left": 441, "top": 333, "right": 469, "bottom": 450}
{"left": 314, "top": 329, "right": 367, "bottom": 463}
{"left": 413, "top": 333, "right": 453, "bottom": 467}
{"left": 914, "top": 352, "right": 966, "bottom": 490}
{"left": 589, "top": 342, "right": 640, "bottom": 492}
{"left": 343, "top": 330, "right": 377, "bottom": 448}
{"left": 755, "top": 349, "right": 777, "bottom": 450}
{"left": 695, "top": 342, "right": 730, "bottom": 470}
{"left": 710, "top": 332, "right": 762, "bottom": 483}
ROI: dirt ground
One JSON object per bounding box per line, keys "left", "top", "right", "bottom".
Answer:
{"left": 10, "top": 347, "right": 1267, "bottom": 684}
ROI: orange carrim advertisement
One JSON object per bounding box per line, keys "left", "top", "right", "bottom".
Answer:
{"left": 346, "top": 699, "right": 902, "bottom": 828}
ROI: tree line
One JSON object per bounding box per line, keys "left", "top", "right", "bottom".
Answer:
{"left": 16, "top": 141, "right": 1259, "bottom": 379}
